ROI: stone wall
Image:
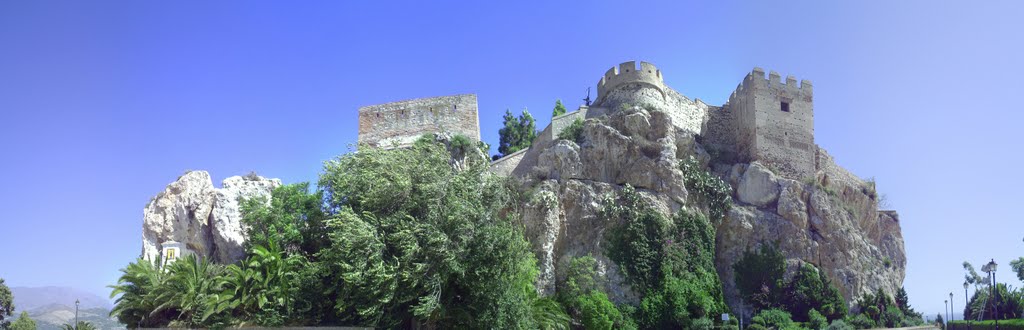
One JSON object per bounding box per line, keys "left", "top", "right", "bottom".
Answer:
{"left": 701, "top": 105, "right": 737, "bottom": 163}
{"left": 816, "top": 146, "right": 866, "bottom": 189}
{"left": 507, "top": 107, "right": 589, "bottom": 179}
{"left": 490, "top": 148, "right": 527, "bottom": 177}
{"left": 358, "top": 94, "right": 480, "bottom": 149}
{"left": 725, "top": 68, "right": 815, "bottom": 179}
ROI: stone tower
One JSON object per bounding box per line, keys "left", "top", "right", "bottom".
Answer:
{"left": 357, "top": 94, "right": 480, "bottom": 149}
{"left": 727, "top": 68, "right": 815, "bottom": 179}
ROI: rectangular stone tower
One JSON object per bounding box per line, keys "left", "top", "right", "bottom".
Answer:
{"left": 727, "top": 68, "right": 815, "bottom": 179}
{"left": 357, "top": 94, "right": 480, "bottom": 149}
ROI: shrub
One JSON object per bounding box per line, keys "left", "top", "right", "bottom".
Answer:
{"left": 752, "top": 308, "right": 796, "bottom": 329}
{"left": 808, "top": 309, "right": 828, "bottom": 330}
{"left": 826, "top": 319, "right": 855, "bottom": 330}
{"left": 679, "top": 155, "right": 732, "bottom": 221}
{"left": 848, "top": 313, "right": 875, "bottom": 329}
{"left": 557, "top": 118, "right": 584, "bottom": 144}
{"left": 733, "top": 244, "right": 786, "bottom": 311}
{"left": 574, "top": 292, "right": 626, "bottom": 330}
{"left": 690, "top": 317, "right": 713, "bottom": 330}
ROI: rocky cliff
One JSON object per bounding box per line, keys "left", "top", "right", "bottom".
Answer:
{"left": 141, "top": 171, "right": 281, "bottom": 264}
{"left": 507, "top": 99, "right": 905, "bottom": 312}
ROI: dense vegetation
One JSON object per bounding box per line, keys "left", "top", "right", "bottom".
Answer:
{"left": 557, "top": 118, "right": 584, "bottom": 144}
{"left": 110, "top": 139, "right": 562, "bottom": 329}
{"left": 734, "top": 244, "right": 923, "bottom": 329}
{"left": 0, "top": 279, "right": 12, "bottom": 329}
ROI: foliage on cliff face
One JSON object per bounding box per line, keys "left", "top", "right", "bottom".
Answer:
{"left": 600, "top": 185, "right": 726, "bottom": 329}
{"left": 679, "top": 156, "right": 732, "bottom": 221}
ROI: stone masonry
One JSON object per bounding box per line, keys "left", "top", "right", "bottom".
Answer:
{"left": 357, "top": 94, "right": 480, "bottom": 149}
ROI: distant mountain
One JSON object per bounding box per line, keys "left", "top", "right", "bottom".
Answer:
{"left": 26, "top": 304, "right": 123, "bottom": 330}
{"left": 10, "top": 287, "right": 122, "bottom": 330}
{"left": 10, "top": 286, "right": 112, "bottom": 311}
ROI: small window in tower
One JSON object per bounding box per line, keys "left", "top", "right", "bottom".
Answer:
{"left": 781, "top": 101, "right": 790, "bottom": 112}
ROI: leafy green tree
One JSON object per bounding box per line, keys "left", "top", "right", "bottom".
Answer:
{"left": 894, "top": 286, "right": 922, "bottom": 321}
{"left": 9, "top": 312, "right": 34, "bottom": 330}
{"left": 733, "top": 244, "right": 786, "bottom": 311}
{"left": 750, "top": 308, "right": 795, "bottom": 330}
{"left": 783, "top": 263, "right": 847, "bottom": 322}
{"left": 109, "top": 258, "right": 175, "bottom": 328}
{"left": 556, "top": 118, "right": 584, "bottom": 144}
{"left": 60, "top": 321, "right": 96, "bottom": 330}
{"left": 1011, "top": 257, "right": 1024, "bottom": 283}
{"left": 240, "top": 183, "right": 327, "bottom": 256}
{"left": 317, "top": 138, "right": 538, "bottom": 328}
{"left": 807, "top": 309, "right": 828, "bottom": 330}
{"left": 496, "top": 109, "right": 537, "bottom": 157}
{"left": 552, "top": 99, "right": 567, "bottom": 117}
{"left": 0, "top": 278, "right": 13, "bottom": 329}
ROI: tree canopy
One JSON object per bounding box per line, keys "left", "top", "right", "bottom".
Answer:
{"left": 496, "top": 109, "right": 537, "bottom": 158}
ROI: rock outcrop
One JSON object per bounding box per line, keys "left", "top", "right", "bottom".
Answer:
{"left": 505, "top": 98, "right": 906, "bottom": 311}
{"left": 141, "top": 171, "right": 281, "bottom": 264}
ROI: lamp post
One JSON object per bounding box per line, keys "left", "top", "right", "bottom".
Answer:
{"left": 946, "top": 299, "right": 950, "bottom": 328}
{"left": 987, "top": 259, "right": 999, "bottom": 330}
{"left": 965, "top": 280, "right": 971, "bottom": 329}
{"left": 951, "top": 292, "right": 955, "bottom": 321}
{"left": 74, "top": 299, "right": 79, "bottom": 330}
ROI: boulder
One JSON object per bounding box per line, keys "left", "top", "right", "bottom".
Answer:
{"left": 737, "top": 162, "right": 780, "bottom": 207}
{"left": 142, "top": 171, "right": 281, "bottom": 264}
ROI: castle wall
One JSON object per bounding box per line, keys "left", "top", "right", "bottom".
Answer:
{"left": 728, "top": 68, "right": 815, "bottom": 179}
{"left": 358, "top": 94, "right": 480, "bottom": 149}
{"left": 815, "top": 146, "right": 866, "bottom": 189}
{"left": 507, "top": 107, "right": 589, "bottom": 178}
{"left": 700, "top": 105, "right": 738, "bottom": 163}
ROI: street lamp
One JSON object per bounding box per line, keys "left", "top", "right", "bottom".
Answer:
{"left": 946, "top": 299, "right": 950, "bottom": 328}
{"left": 74, "top": 299, "right": 79, "bottom": 330}
{"left": 965, "top": 280, "right": 971, "bottom": 328}
{"left": 951, "top": 292, "right": 955, "bottom": 321}
{"left": 987, "top": 259, "right": 999, "bottom": 330}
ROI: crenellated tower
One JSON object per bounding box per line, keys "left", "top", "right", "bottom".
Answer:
{"left": 594, "top": 61, "right": 667, "bottom": 107}
{"left": 726, "top": 68, "right": 815, "bottom": 179}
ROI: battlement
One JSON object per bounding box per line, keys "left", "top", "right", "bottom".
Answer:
{"left": 357, "top": 94, "right": 480, "bottom": 149}
{"left": 595, "top": 61, "right": 667, "bottom": 106}
{"left": 730, "top": 67, "right": 813, "bottom": 101}
{"left": 723, "top": 68, "right": 816, "bottom": 179}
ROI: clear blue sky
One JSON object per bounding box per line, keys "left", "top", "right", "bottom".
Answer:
{"left": 1, "top": 0, "right": 1021, "bottom": 317}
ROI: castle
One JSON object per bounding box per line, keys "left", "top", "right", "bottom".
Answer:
{"left": 357, "top": 61, "right": 851, "bottom": 184}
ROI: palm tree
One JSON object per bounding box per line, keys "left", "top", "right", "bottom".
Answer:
{"left": 218, "top": 241, "right": 306, "bottom": 326}
{"left": 61, "top": 321, "right": 97, "bottom": 330}
{"left": 152, "top": 254, "right": 226, "bottom": 328}
{"left": 108, "top": 258, "right": 169, "bottom": 328}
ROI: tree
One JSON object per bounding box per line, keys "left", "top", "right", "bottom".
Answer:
{"left": 109, "top": 258, "right": 175, "bottom": 328}
{"left": 9, "top": 312, "right": 34, "bottom": 330}
{"left": 496, "top": 109, "right": 537, "bottom": 157}
{"left": 61, "top": 321, "right": 96, "bottom": 330}
{"left": 552, "top": 99, "right": 567, "bottom": 117}
{"left": 317, "top": 138, "right": 538, "bottom": 328}
{"left": 1010, "top": 257, "right": 1024, "bottom": 283}
{"left": 733, "top": 244, "right": 786, "bottom": 312}
{"left": 152, "top": 255, "right": 226, "bottom": 328}
{"left": 0, "top": 278, "right": 13, "bottom": 329}
{"left": 782, "top": 263, "right": 847, "bottom": 322}
{"left": 240, "top": 182, "right": 327, "bottom": 256}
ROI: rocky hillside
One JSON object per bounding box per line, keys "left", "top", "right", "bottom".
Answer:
{"left": 141, "top": 171, "right": 280, "bottom": 264}
{"left": 507, "top": 101, "right": 905, "bottom": 312}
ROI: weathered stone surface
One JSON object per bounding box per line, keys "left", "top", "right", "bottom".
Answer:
{"left": 737, "top": 162, "right": 780, "bottom": 207}
{"left": 211, "top": 175, "right": 282, "bottom": 263}
{"left": 777, "top": 179, "right": 809, "bottom": 229}
{"left": 142, "top": 171, "right": 281, "bottom": 264}
{"left": 503, "top": 64, "right": 906, "bottom": 313}
{"left": 142, "top": 171, "right": 217, "bottom": 263}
